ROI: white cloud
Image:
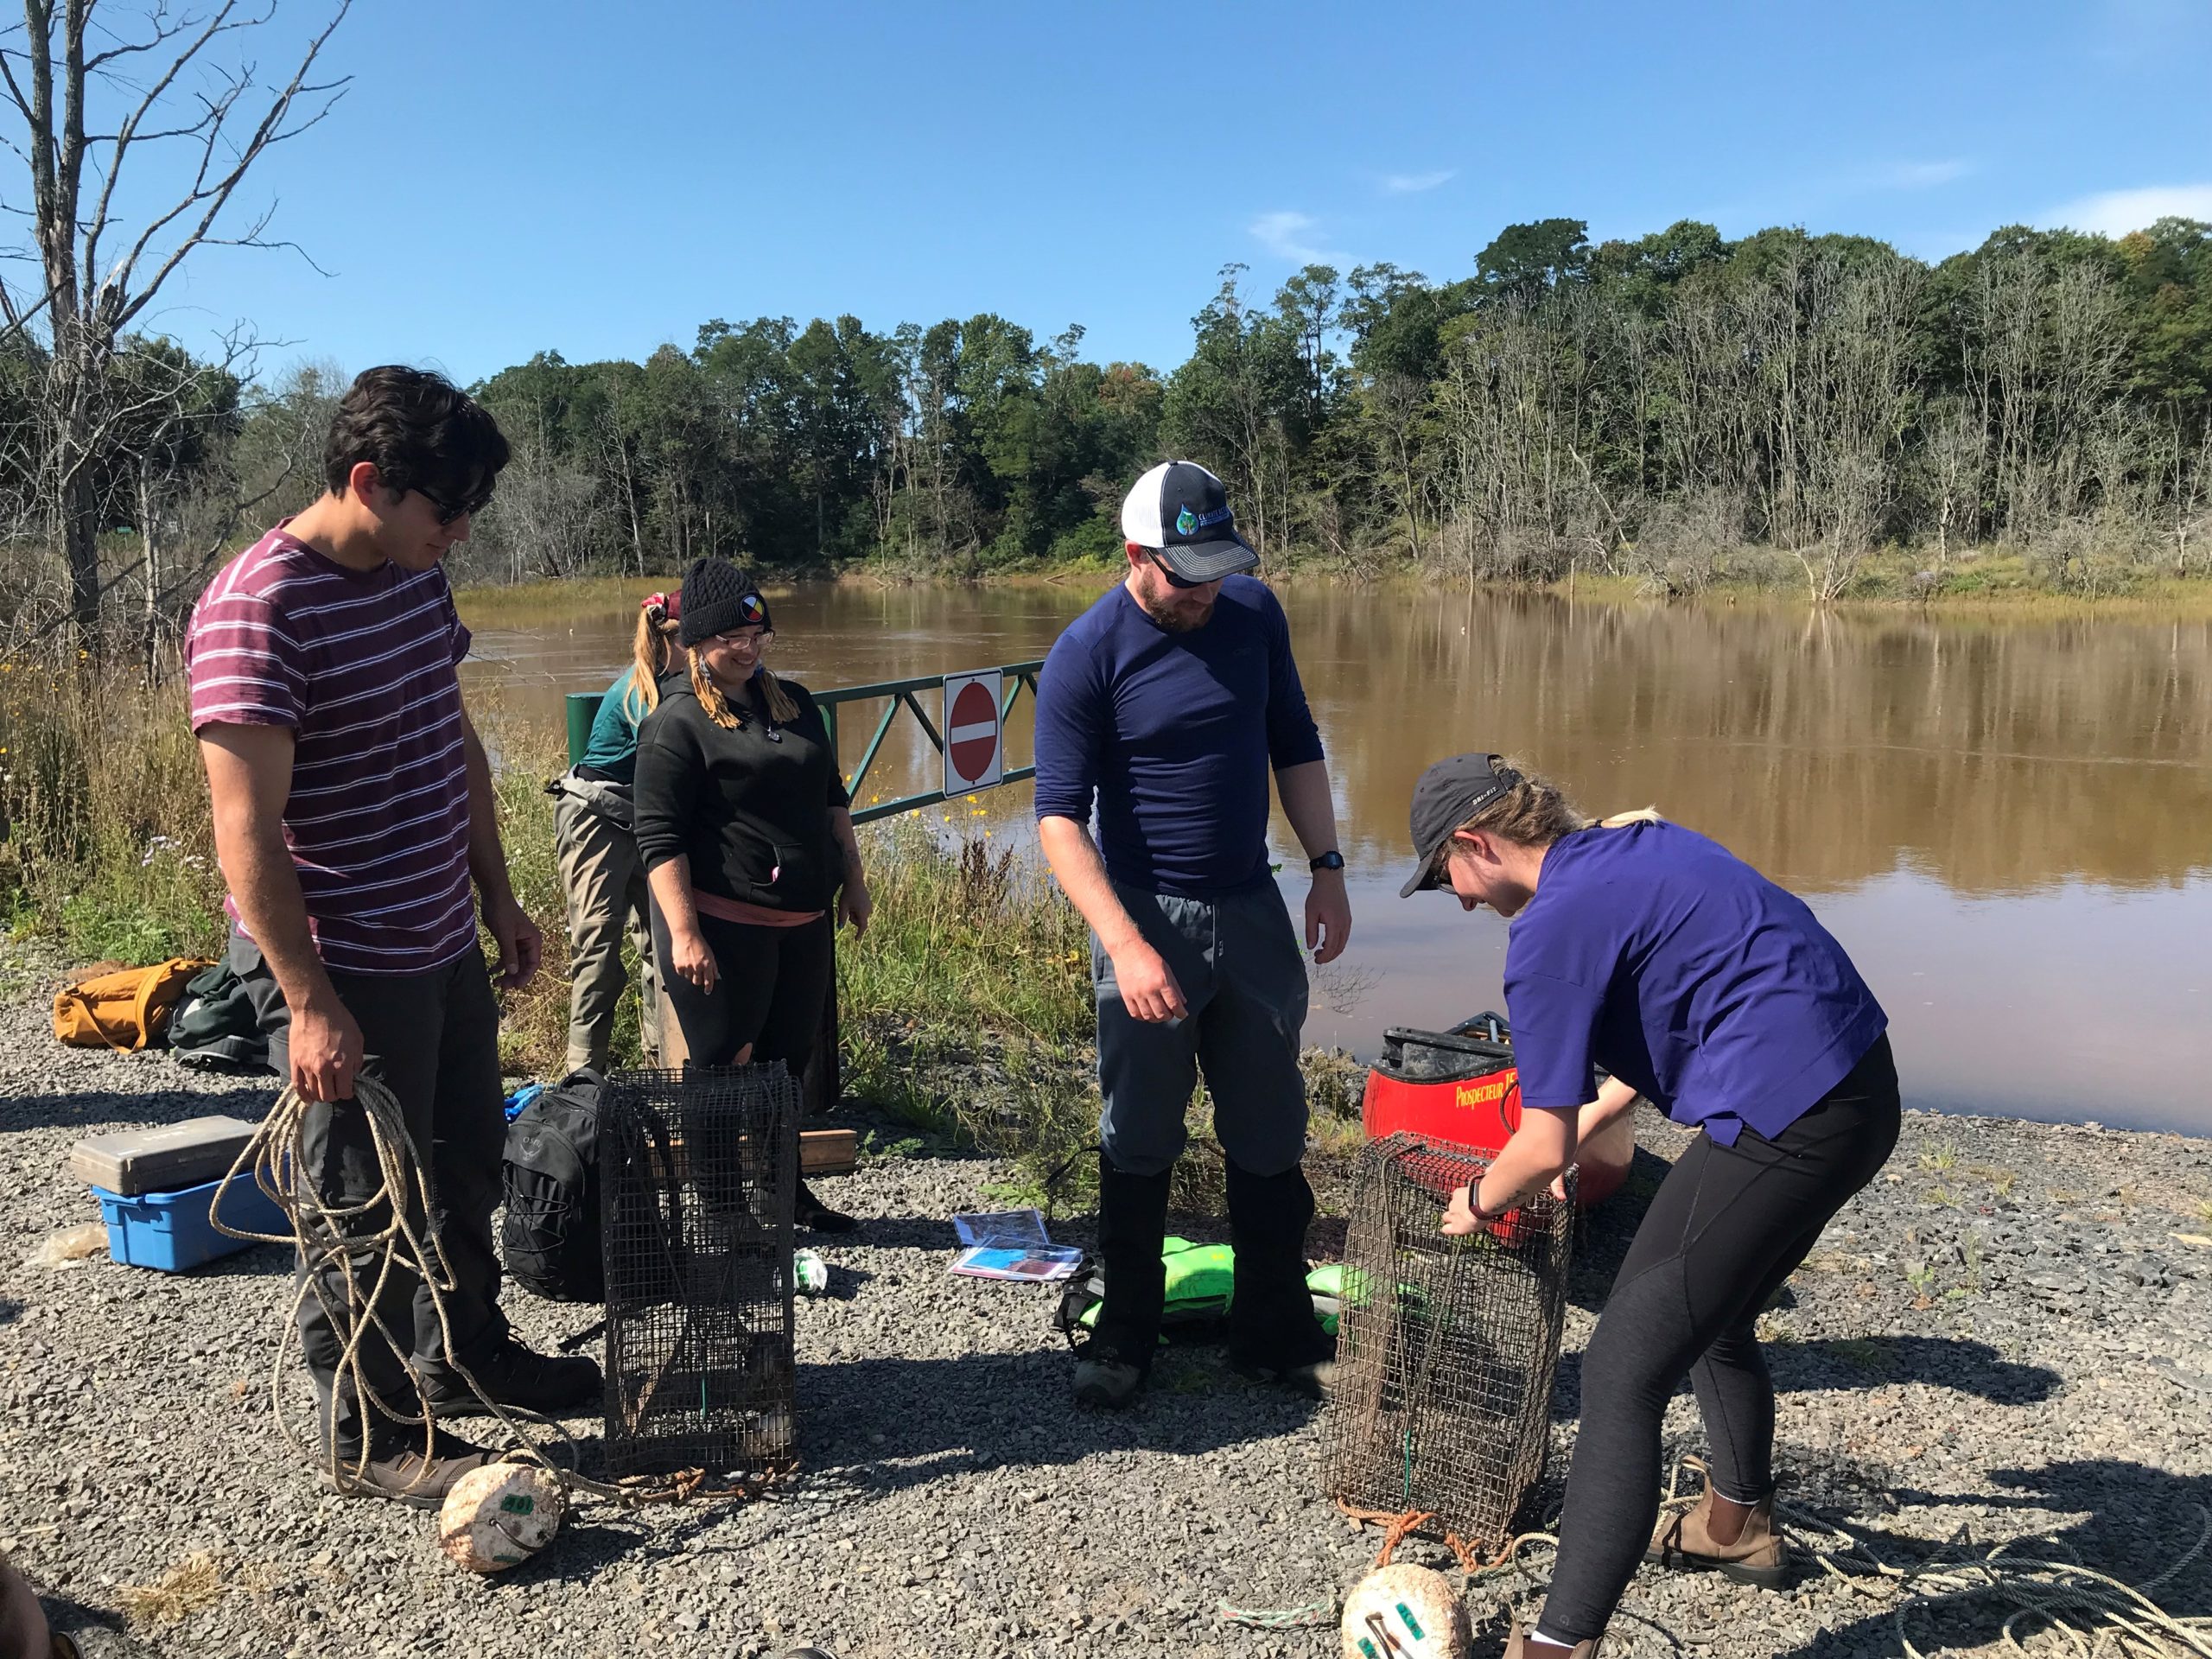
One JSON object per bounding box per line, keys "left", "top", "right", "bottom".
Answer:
{"left": 1883, "top": 159, "right": 1972, "bottom": 190}
{"left": 1829, "top": 158, "right": 1972, "bottom": 196}
{"left": 1249, "top": 210, "right": 1344, "bottom": 264}
{"left": 2045, "top": 183, "right": 2212, "bottom": 236}
{"left": 1382, "top": 168, "right": 1455, "bottom": 195}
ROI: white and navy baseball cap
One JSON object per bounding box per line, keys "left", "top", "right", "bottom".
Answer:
{"left": 1119, "top": 461, "right": 1261, "bottom": 583}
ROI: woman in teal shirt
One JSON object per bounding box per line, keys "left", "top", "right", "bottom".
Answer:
{"left": 552, "top": 592, "right": 682, "bottom": 1073}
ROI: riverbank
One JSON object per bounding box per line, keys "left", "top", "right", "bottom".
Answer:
{"left": 452, "top": 551, "right": 2212, "bottom": 626}
{"left": 3, "top": 968, "right": 2208, "bottom": 1659}
{"left": 0, "top": 671, "right": 1107, "bottom": 1183}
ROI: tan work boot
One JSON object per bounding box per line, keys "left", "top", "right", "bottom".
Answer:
{"left": 325, "top": 1426, "right": 495, "bottom": 1510}
{"left": 1645, "top": 1487, "right": 1789, "bottom": 1588}
{"left": 1503, "top": 1621, "right": 1601, "bottom": 1658}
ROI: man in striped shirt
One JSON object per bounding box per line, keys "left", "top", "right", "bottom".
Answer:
{"left": 188, "top": 366, "right": 596, "bottom": 1506}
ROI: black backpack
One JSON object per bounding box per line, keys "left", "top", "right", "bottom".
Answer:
{"left": 499, "top": 1069, "right": 607, "bottom": 1303}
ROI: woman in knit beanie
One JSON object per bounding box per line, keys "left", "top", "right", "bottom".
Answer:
{"left": 634, "top": 557, "right": 871, "bottom": 1231}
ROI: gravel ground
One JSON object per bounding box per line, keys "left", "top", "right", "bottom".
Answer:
{"left": 4, "top": 972, "right": 2211, "bottom": 1659}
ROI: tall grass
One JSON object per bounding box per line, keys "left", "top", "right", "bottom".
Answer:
{"left": 0, "top": 653, "right": 228, "bottom": 963}
{"left": 0, "top": 659, "right": 1090, "bottom": 1110}
{"left": 0, "top": 658, "right": 1361, "bottom": 1207}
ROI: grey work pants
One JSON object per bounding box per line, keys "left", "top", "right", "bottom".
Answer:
{"left": 1092, "top": 880, "right": 1311, "bottom": 1179}
{"left": 554, "top": 790, "right": 661, "bottom": 1073}
{"left": 232, "top": 937, "right": 509, "bottom": 1451}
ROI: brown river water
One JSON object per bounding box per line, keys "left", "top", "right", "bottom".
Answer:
{"left": 461, "top": 582, "right": 2212, "bottom": 1137}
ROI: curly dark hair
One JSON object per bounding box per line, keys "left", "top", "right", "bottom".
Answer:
{"left": 321, "top": 365, "right": 510, "bottom": 512}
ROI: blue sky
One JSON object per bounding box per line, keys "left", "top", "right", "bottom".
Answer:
{"left": 125, "top": 0, "right": 2212, "bottom": 389}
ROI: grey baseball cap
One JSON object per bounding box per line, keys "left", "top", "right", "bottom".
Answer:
{"left": 1400, "top": 752, "right": 1525, "bottom": 897}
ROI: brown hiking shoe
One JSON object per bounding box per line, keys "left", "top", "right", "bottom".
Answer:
{"left": 325, "top": 1427, "right": 495, "bottom": 1510}
{"left": 1645, "top": 1487, "right": 1789, "bottom": 1588}
{"left": 1503, "top": 1620, "right": 1601, "bottom": 1658}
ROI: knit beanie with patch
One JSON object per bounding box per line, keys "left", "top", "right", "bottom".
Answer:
{"left": 677, "top": 557, "right": 772, "bottom": 646}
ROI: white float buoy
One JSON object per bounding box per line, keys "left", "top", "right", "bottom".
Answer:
{"left": 437, "top": 1461, "right": 565, "bottom": 1574}
{"left": 1339, "top": 1562, "right": 1470, "bottom": 1659}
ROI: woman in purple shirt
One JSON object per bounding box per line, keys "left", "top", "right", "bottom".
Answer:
{"left": 1399, "top": 752, "right": 1900, "bottom": 1659}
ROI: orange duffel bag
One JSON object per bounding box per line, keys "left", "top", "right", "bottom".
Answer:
{"left": 52, "top": 957, "right": 215, "bottom": 1051}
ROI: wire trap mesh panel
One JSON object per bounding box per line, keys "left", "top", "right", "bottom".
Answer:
{"left": 600, "top": 1064, "right": 798, "bottom": 1479}
{"left": 1325, "top": 1132, "right": 1573, "bottom": 1547}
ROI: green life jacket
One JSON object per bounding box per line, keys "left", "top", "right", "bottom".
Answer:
{"left": 1059, "top": 1237, "right": 1343, "bottom": 1342}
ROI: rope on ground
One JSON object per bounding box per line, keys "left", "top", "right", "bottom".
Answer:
{"left": 210, "top": 1076, "right": 784, "bottom": 1510}
{"left": 1216, "top": 1599, "right": 1341, "bottom": 1630}
{"left": 1335, "top": 1499, "right": 1497, "bottom": 1574}
{"left": 1324, "top": 1459, "right": 2212, "bottom": 1659}
{"left": 1668, "top": 1457, "right": 2210, "bottom": 1659}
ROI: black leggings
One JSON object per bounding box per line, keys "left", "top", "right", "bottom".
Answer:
{"left": 1538, "top": 1036, "right": 1901, "bottom": 1644}
{"left": 652, "top": 909, "right": 833, "bottom": 1072}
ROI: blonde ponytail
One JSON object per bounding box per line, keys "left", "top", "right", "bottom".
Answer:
{"left": 625, "top": 603, "right": 680, "bottom": 719}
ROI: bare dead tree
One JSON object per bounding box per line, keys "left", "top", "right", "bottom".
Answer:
{"left": 0, "top": 0, "right": 349, "bottom": 636}
{"left": 1924, "top": 396, "right": 1988, "bottom": 571}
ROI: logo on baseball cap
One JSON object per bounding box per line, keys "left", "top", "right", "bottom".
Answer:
{"left": 1121, "top": 461, "right": 1260, "bottom": 584}
{"left": 1400, "top": 752, "right": 1525, "bottom": 897}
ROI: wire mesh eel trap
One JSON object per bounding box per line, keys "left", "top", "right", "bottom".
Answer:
{"left": 1324, "top": 1132, "right": 1574, "bottom": 1548}
{"left": 598, "top": 1064, "right": 800, "bottom": 1479}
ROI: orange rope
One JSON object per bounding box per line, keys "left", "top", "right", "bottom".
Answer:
{"left": 1375, "top": 1509, "right": 1435, "bottom": 1567}
{"left": 1334, "top": 1499, "right": 1513, "bottom": 1577}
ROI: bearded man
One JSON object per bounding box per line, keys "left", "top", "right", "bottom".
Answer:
{"left": 1032, "top": 460, "right": 1352, "bottom": 1408}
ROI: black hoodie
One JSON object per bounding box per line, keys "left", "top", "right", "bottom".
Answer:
{"left": 632, "top": 674, "right": 849, "bottom": 914}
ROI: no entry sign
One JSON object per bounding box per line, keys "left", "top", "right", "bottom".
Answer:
{"left": 942, "top": 670, "right": 1005, "bottom": 793}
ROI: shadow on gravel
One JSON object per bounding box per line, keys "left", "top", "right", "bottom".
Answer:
{"left": 0, "top": 1297, "right": 20, "bottom": 1327}
{"left": 1548, "top": 1336, "right": 2061, "bottom": 1424}
{"left": 496, "top": 1511, "right": 729, "bottom": 1587}
{"left": 1768, "top": 1459, "right": 2212, "bottom": 1658}
{"left": 0, "top": 1084, "right": 275, "bottom": 1135}
{"left": 788, "top": 1349, "right": 1319, "bottom": 1496}
{"left": 1550, "top": 1337, "right": 2062, "bottom": 1421}
{"left": 166, "top": 1243, "right": 296, "bottom": 1279}
{"left": 39, "top": 1592, "right": 159, "bottom": 1658}
{"left": 1773, "top": 1337, "right": 2063, "bottom": 1402}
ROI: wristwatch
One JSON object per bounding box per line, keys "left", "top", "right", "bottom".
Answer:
{"left": 1309, "top": 850, "right": 1345, "bottom": 873}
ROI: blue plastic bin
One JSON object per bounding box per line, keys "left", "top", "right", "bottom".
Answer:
{"left": 91, "top": 1172, "right": 287, "bottom": 1272}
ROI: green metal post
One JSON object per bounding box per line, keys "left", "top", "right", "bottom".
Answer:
{"left": 565, "top": 691, "right": 604, "bottom": 766}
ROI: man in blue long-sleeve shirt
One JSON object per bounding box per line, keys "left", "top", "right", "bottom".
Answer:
{"left": 1033, "top": 460, "right": 1352, "bottom": 1409}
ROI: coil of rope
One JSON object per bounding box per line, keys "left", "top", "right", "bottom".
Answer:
{"left": 209, "top": 1075, "right": 784, "bottom": 1510}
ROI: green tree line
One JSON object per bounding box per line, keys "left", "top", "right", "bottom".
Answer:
{"left": 460, "top": 213, "right": 2212, "bottom": 597}
{"left": 11, "top": 211, "right": 2211, "bottom": 635}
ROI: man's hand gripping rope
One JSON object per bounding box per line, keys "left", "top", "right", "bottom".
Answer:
{"left": 208, "top": 1076, "right": 780, "bottom": 1510}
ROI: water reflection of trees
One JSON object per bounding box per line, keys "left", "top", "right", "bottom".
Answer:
{"left": 470, "top": 585, "right": 2212, "bottom": 899}
{"left": 1295, "top": 593, "right": 2212, "bottom": 895}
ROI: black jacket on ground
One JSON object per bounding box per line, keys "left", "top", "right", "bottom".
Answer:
{"left": 632, "top": 675, "right": 849, "bottom": 914}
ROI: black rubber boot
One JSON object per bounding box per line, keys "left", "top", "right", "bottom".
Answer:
{"left": 1072, "top": 1152, "right": 1171, "bottom": 1409}
{"left": 1225, "top": 1160, "right": 1336, "bottom": 1397}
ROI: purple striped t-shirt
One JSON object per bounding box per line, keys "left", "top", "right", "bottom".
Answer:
{"left": 186, "top": 524, "right": 478, "bottom": 976}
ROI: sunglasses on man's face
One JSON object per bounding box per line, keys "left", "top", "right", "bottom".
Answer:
{"left": 413, "top": 485, "right": 491, "bottom": 527}
{"left": 1149, "top": 552, "right": 1209, "bottom": 591}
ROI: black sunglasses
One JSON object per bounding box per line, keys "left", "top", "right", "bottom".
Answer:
{"left": 412, "top": 484, "right": 491, "bottom": 526}
{"left": 1148, "top": 551, "right": 1208, "bottom": 590}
